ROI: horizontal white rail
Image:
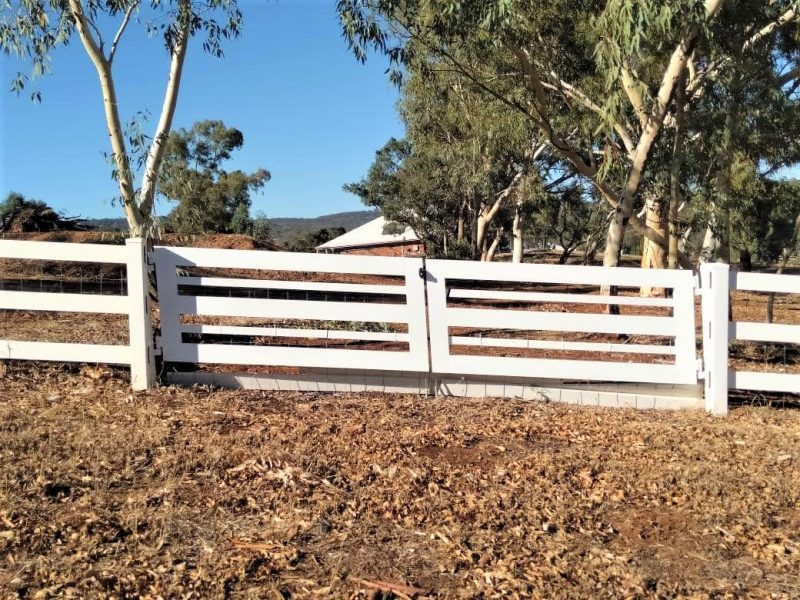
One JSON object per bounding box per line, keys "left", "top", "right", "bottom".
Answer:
{"left": 426, "top": 258, "right": 691, "bottom": 287}
{"left": 730, "top": 321, "right": 800, "bottom": 344}
{"left": 449, "top": 288, "right": 674, "bottom": 307}
{"left": 729, "top": 371, "right": 800, "bottom": 393}
{"left": 182, "top": 324, "right": 410, "bottom": 342}
{"left": 731, "top": 271, "right": 800, "bottom": 294}
{"left": 155, "top": 246, "right": 415, "bottom": 275}
{"left": 0, "top": 239, "right": 128, "bottom": 263}
{"left": 174, "top": 295, "right": 407, "bottom": 323}
{"left": 165, "top": 343, "right": 426, "bottom": 371}
{"left": 450, "top": 336, "right": 676, "bottom": 355}
{"left": 0, "top": 290, "right": 129, "bottom": 314}
{"left": 0, "top": 340, "right": 131, "bottom": 364}
{"left": 440, "top": 354, "right": 686, "bottom": 384}
{"left": 178, "top": 276, "right": 405, "bottom": 295}
{"left": 446, "top": 308, "right": 675, "bottom": 336}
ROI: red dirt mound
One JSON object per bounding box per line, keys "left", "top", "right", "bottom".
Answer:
{"left": 2, "top": 231, "right": 282, "bottom": 251}
{"left": 160, "top": 233, "right": 280, "bottom": 251}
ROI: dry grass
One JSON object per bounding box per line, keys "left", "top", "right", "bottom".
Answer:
{"left": 1, "top": 364, "right": 799, "bottom": 598}
{"left": 0, "top": 312, "right": 129, "bottom": 345}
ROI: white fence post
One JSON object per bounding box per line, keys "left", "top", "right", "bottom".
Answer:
{"left": 126, "top": 238, "right": 156, "bottom": 390}
{"left": 699, "top": 262, "right": 730, "bottom": 415}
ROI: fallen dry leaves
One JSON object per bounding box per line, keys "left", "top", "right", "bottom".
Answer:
{"left": 0, "top": 363, "right": 799, "bottom": 598}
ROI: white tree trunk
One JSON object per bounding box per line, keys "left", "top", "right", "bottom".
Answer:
{"left": 669, "top": 68, "right": 687, "bottom": 270}
{"left": 138, "top": 0, "right": 191, "bottom": 233}
{"left": 476, "top": 214, "right": 488, "bottom": 260}
{"left": 699, "top": 217, "right": 719, "bottom": 264}
{"left": 512, "top": 203, "right": 524, "bottom": 263}
{"left": 68, "top": 0, "right": 143, "bottom": 232}
{"left": 476, "top": 170, "right": 524, "bottom": 260}
{"left": 68, "top": 0, "right": 191, "bottom": 237}
{"left": 640, "top": 193, "right": 667, "bottom": 296}
{"left": 485, "top": 227, "right": 504, "bottom": 262}
{"left": 678, "top": 225, "right": 692, "bottom": 256}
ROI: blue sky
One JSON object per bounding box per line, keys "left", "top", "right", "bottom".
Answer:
{"left": 0, "top": 1, "right": 403, "bottom": 219}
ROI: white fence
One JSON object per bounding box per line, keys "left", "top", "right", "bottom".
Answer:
{"left": 1, "top": 238, "right": 798, "bottom": 414}
{"left": 0, "top": 239, "right": 155, "bottom": 389}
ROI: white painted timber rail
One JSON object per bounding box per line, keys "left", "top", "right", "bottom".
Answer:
{"left": 0, "top": 238, "right": 155, "bottom": 390}
{"left": 424, "top": 259, "right": 699, "bottom": 385}
{"left": 0, "top": 239, "right": 128, "bottom": 263}
{"left": 153, "top": 246, "right": 429, "bottom": 372}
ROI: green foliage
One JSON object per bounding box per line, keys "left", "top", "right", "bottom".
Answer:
{"left": 159, "top": 120, "right": 270, "bottom": 235}
{"left": 381, "top": 220, "right": 406, "bottom": 235}
{"left": 527, "top": 185, "right": 607, "bottom": 262}
{"left": 286, "top": 227, "right": 346, "bottom": 252}
{"left": 0, "top": 192, "right": 26, "bottom": 220}
{"left": 0, "top": 0, "right": 243, "bottom": 98}
{"left": 730, "top": 176, "right": 800, "bottom": 263}
{"left": 344, "top": 62, "right": 540, "bottom": 257}
{"left": 229, "top": 202, "right": 253, "bottom": 234}
{"left": 433, "top": 238, "right": 473, "bottom": 260}
{"left": 344, "top": 137, "right": 461, "bottom": 255}
{"left": 343, "top": 138, "right": 410, "bottom": 211}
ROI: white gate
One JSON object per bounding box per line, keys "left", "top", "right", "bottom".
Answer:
{"left": 424, "top": 259, "right": 699, "bottom": 385}
{"left": 153, "top": 246, "right": 430, "bottom": 372}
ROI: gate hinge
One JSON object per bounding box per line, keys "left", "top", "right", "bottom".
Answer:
{"left": 696, "top": 357, "right": 705, "bottom": 378}
{"left": 693, "top": 272, "right": 702, "bottom": 295}
{"left": 153, "top": 336, "right": 164, "bottom": 357}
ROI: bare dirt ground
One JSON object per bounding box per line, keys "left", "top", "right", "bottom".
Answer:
{"left": 1, "top": 363, "right": 799, "bottom": 599}
{"left": 1, "top": 238, "right": 799, "bottom": 596}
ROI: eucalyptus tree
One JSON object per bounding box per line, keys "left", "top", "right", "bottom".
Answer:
{"left": 350, "top": 60, "right": 567, "bottom": 261}
{"left": 343, "top": 137, "right": 463, "bottom": 255}
{"left": 159, "top": 120, "right": 270, "bottom": 234}
{"left": 1, "top": 0, "right": 243, "bottom": 236}
{"left": 339, "top": 0, "right": 799, "bottom": 273}
{"left": 399, "top": 67, "right": 541, "bottom": 260}
{"left": 346, "top": 67, "right": 544, "bottom": 260}
{"left": 691, "top": 19, "right": 800, "bottom": 264}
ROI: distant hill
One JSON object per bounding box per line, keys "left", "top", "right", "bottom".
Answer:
{"left": 268, "top": 210, "right": 378, "bottom": 244}
{"left": 84, "top": 209, "right": 379, "bottom": 243}
{"left": 85, "top": 217, "right": 129, "bottom": 231}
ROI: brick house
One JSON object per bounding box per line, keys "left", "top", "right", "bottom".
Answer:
{"left": 315, "top": 216, "right": 424, "bottom": 257}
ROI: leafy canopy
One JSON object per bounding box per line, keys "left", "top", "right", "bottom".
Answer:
{"left": 159, "top": 120, "right": 270, "bottom": 235}
{"left": 1, "top": 0, "right": 243, "bottom": 100}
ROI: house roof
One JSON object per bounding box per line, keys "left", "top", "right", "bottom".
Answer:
{"left": 316, "top": 216, "right": 421, "bottom": 250}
